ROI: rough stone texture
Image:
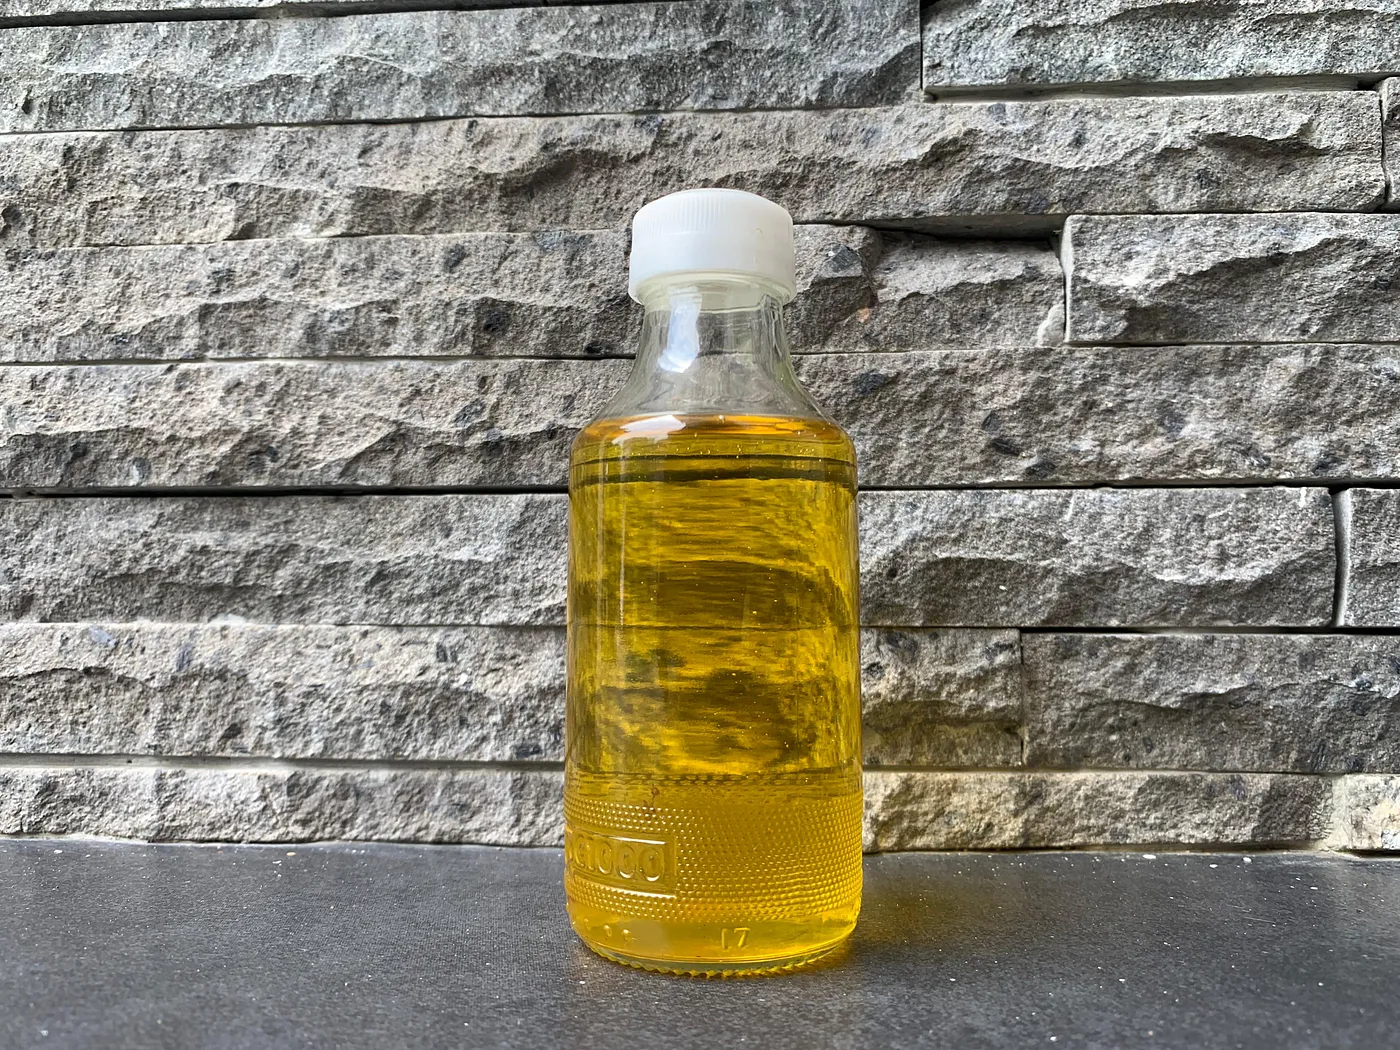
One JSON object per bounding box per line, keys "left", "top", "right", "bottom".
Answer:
{"left": 0, "top": 228, "right": 1062, "bottom": 363}
{"left": 0, "top": 232, "right": 634, "bottom": 363}
{"left": 790, "top": 231, "right": 1066, "bottom": 352}
{"left": 0, "top": 765, "right": 565, "bottom": 845}
{"left": 17, "top": 343, "right": 1400, "bottom": 491}
{"left": 0, "top": 495, "right": 568, "bottom": 626}
{"left": 1024, "top": 633, "right": 1400, "bottom": 773}
{"left": 1385, "top": 79, "right": 1400, "bottom": 208}
{"left": 0, "top": 2, "right": 919, "bottom": 134}
{"left": 3, "top": 491, "right": 1334, "bottom": 637}
{"left": 1327, "top": 775, "right": 1400, "bottom": 850}
{"left": 923, "top": 0, "right": 1400, "bottom": 92}
{"left": 0, "top": 493, "right": 1336, "bottom": 632}
{"left": 0, "top": 766, "right": 1337, "bottom": 849}
{"left": 1065, "top": 213, "right": 1400, "bottom": 345}
{"left": 0, "top": 623, "right": 1017, "bottom": 768}
{"left": 2, "top": 2, "right": 1395, "bottom": 855}
{"left": 0, "top": 0, "right": 513, "bottom": 24}
{"left": 863, "top": 771, "right": 1331, "bottom": 850}
{"left": 1338, "top": 488, "right": 1400, "bottom": 627}
{"left": 0, "top": 94, "right": 1380, "bottom": 248}
{"left": 800, "top": 344, "right": 1400, "bottom": 487}
{"left": 860, "top": 628, "right": 1022, "bottom": 767}
{"left": 0, "top": 624, "right": 567, "bottom": 762}
{"left": 0, "top": 359, "right": 623, "bottom": 490}
{"left": 860, "top": 488, "right": 1335, "bottom": 628}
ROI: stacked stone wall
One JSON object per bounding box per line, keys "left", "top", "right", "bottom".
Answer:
{"left": 2, "top": 0, "right": 1398, "bottom": 851}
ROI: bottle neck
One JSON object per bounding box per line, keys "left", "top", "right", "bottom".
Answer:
{"left": 601, "top": 274, "right": 821, "bottom": 421}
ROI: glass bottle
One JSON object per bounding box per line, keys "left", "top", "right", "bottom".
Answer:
{"left": 564, "top": 189, "right": 862, "bottom": 975}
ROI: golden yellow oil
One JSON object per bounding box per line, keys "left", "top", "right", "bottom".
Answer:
{"left": 565, "top": 412, "right": 863, "bottom": 975}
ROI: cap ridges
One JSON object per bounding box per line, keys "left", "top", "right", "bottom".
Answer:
{"left": 628, "top": 188, "right": 797, "bottom": 302}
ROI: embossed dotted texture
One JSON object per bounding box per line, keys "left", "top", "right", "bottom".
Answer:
{"left": 565, "top": 770, "right": 863, "bottom": 925}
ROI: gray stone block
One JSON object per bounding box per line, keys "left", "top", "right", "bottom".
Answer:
{"left": 1339, "top": 488, "right": 1400, "bottom": 627}
{"left": 864, "top": 770, "right": 1331, "bottom": 850}
{"left": 0, "top": 231, "right": 636, "bottom": 362}
{"left": 924, "top": 1, "right": 1400, "bottom": 92}
{"left": 0, "top": 0, "right": 516, "bottom": 22}
{"left": 1327, "top": 775, "right": 1400, "bottom": 850}
{"left": 0, "top": 1, "right": 920, "bottom": 133}
{"left": 0, "top": 495, "right": 568, "bottom": 626}
{"left": 1385, "top": 79, "right": 1399, "bottom": 208}
{"left": 0, "top": 93, "right": 1379, "bottom": 248}
{"left": 792, "top": 232, "right": 1065, "bottom": 352}
{"left": 0, "top": 228, "right": 1061, "bottom": 363}
{"left": 860, "top": 488, "right": 1335, "bottom": 628}
{"left": 0, "top": 765, "right": 565, "bottom": 845}
{"left": 0, "top": 230, "right": 624, "bottom": 363}
{"left": 860, "top": 628, "right": 1022, "bottom": 767}
{"left": 13, "top": 343, "right": 1400, "bottom": 491}
{"left": 0, "top": 623, "right": 567, "bottom": 762}
{"left": 0, "top": 358, "right": 621, "bottom": 490}
{"left": 0, "top": 766, "right": 1332, "bottom": 849}
{"left": 1024, "top": 633, "right": 1400, "bottom": 773}
{"left": 800, "top": 344, "right": 1400, "bottom": 487}
{"left": 0, "top": 491, "right": 1337, "bottom": 629}
{"left": 6, "top": 491, "right": 1331, "bottom": 633}
{"left": 0, "top": 623, "right": 1017, "bottom": 768}
{"left": 1065, "top": 213, "right": 1400, "bottom": 345}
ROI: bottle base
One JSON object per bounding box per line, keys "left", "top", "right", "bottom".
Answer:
{"left": 577, "top": 931, "right": 851, "bottom": 978}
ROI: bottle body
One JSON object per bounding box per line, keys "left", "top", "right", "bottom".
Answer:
{"left": 564, "top": 278, "right": 862, "bottom": 974}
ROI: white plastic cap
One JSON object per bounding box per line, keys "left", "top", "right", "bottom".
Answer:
{"left": 627, "top": 188, "right": 797, "bottom": 303}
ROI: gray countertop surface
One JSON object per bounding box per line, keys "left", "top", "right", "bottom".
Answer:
{"left": 1, "top": 841, "right": 1395, "bottom": 1049}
